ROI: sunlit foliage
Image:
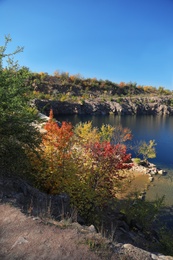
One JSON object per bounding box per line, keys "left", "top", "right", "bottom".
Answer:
{"left": 0, "top": 35, "right": 41, "bottom": 177}
{"left": 31, "top": 111, "right": 133, "bottom": 224}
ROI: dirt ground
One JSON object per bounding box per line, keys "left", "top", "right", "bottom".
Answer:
{"left": 0, "top": 203, "right": 129, "bottom": 260}
{"left": 0, "top": 203, "right": 103, "bottom": 260}
{"left": 1, "top": 203, "right": 172, "bottom": 260}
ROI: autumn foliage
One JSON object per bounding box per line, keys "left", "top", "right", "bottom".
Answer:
{"left": 43, "top": 110, "right": 73, "bottom": 151}
{"left": 87, "top": 141, "right": 131, "bottom": 172}
{"left": 31, "top": 110, "right": 74, "bottom": 193}
{"left": 31, "top": 110, "right": 133, "bottom": 223}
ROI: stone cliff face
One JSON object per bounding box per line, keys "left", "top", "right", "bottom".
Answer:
{"left": 34, "top": 96, "right": 173, "bottom": 117}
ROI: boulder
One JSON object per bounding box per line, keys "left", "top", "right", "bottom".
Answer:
{"left": 149, "top": 176, "right": 154, "bottom": 182}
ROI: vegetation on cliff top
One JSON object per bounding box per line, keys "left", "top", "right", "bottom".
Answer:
{"left": 25, "top": 69, "right": 173, "bottom": 102}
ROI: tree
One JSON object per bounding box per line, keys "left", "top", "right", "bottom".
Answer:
{"left": 84, "top": 141, "right": 132, "bottom": 200}
{"left": 112, "top": 125, "right": 132, "bottom": 145}
{"left": 73, "top": 141, "right": 132, "bottom": 224}
{"left": 0, "top": 35, "right": 23, "bottom": 69}
{"left": 74, "top": 121, "right": 116, "bottom": 144}
{"left": 138, "top": 140, "right": 157, "bottom": 162}
{"left": 158, "top": 86, "right": 165, "bottom": 95}
{"left": 100, "top": 124, "right": 115, "bottom": 142}
{"left": 32, "top": 109, "right": 75, "bottom": 193}
{"left": 32, "top": 113, "right": 133, "bottom": 224}
{"left": 0, "top": 35, "right": 41, "bottom": 177}
{"left": 74, "top": 121, "right": 100, "bottom": 144}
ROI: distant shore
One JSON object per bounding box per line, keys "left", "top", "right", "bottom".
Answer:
{"left": 35, "top": 96, "right": 173, "bottom": 116}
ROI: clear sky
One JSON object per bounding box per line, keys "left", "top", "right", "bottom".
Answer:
{"left": 1, "top": 0, "right": 173, "bottom": 89}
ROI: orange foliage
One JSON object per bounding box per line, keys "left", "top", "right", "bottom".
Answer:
{"left": 119, "top": 82, "right": 126, "bottom": 88}
{"left": 43, "top": 109, "right": 73, "bottom": 151}
{"left": 112, "top": 125, "right": 132, "bottom": 144}
{"left": 69, "top": 75, "right": 75, "bottom": 81}
{"left": 31, "top": 110, "right": 74, "bottom": 193}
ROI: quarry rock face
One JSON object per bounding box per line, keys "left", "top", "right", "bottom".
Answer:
{"left": 34, "top": 97, "right": 173, "bottom": 116}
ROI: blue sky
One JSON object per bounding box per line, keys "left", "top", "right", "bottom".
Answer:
{"left": 1, "top": 0, "right": 173, "bottom": 89}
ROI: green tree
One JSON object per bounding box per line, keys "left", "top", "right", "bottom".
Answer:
{"left": 138, "top": 139, "right": 157, "bottom": 162}
{"left": 0, "top": 35, "right": 41, "bottom": 178}
{"left": 158, "top": 86, "right": 165, "bottom": 95}
{"left": 74, "top": 121, "right": 100, "bottom": 144}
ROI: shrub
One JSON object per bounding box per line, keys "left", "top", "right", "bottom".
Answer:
{"left": 133, "top": 158, "right": 141, "bottom": 165}
{"left": 31, "top": 115, "right": 133, "bottom": 225}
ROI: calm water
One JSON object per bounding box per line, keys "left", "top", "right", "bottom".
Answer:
{"left": 57, "top": 114, "right": 173, "bottom": 206}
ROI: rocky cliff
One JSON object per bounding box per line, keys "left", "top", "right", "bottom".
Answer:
{"left": 34, "top": 96, "right": 173, "bottom": 116}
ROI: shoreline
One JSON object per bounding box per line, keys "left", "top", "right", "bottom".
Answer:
{"left": 127, "top": 160, "right": 167, "bottom": 200}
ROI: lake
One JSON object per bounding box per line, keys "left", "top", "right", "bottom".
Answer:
{"left": 56, "top": 114, "right": 173, "bottom": 206}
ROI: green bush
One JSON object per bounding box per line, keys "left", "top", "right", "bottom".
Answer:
{"left": 159, "top": 227, "right": 173, "bottom": 256}
{"left": 133, "top": 158, "right": 141, "bottom": 165}
{"left": 0, "top": 35, "right": 41, "bottom": 178}
{"left": 120, "top": 196, "right": 165, "bottom": 231}
{"left": 116, "top": 97, "right": 123, "bottom": 104}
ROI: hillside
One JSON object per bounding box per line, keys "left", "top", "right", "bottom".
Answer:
{"left": 19, "top": 69, "right": 173, "bottom": 116}
{"left": 1, "top": 203, "right": 173, "bottom": 260}
{"left": 1, "top": 177, "right": 173, "bottom": 259}
{"left": 27, "top": 70, "right": 171, "bottom": 99}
